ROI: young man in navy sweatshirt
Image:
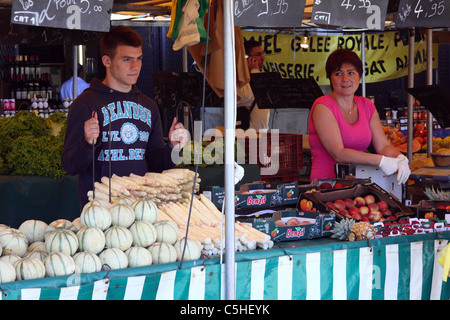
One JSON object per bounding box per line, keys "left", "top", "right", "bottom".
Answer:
{"left": 62, "top": 26, "right": 188, "bottom": 209}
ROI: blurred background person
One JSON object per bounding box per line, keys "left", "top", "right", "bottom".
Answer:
{"left": 60, "top": 63, "right": 90, "bottom": 101}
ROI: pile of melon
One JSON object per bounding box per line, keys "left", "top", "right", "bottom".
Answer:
{"left": 0, "top": 197, "right": 200, "bottom": 284}
{"left": 0, "top": 169, "right": 272, "bottom": 284}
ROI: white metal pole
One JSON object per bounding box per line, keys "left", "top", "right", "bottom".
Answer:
{"left": 73, "top": 45, "right": 78, "bottom": 100}
{"left": 223, "top": 0, "right": 236, "bottom": 300}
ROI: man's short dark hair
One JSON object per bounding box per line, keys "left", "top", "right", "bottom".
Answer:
{"left": 100, "top": 25, "right": 143, "bottom": 58}
{"left": 244, "top": 39, "right": 262, "bottom": 56}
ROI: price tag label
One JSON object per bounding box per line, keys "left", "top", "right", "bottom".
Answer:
{"left": 311, "top": 0, "right": 389, "bottom": 30}
{"left": 395, "top": 0, "right": 449, "bottom": 28}
{"left": 234, "top": 0, "right": 305, "bottom": 28}
{"left": 11, "top": 0, "right": 114, "bottom": 32}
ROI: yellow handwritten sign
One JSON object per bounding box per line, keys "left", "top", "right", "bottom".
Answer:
{"left": 242, "top": 30, "right": 438, "bottom": 86}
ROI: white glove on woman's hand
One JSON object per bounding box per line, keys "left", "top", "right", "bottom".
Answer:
{"left": 379, "top": 156, "right": 400, "bottom": 176}
{"left": 396, "top": 154, "right": 411, "bottom": 185}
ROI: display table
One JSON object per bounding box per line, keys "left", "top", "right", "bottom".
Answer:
{"left": 1, "top": 231, "right": 449, "bottom": 300}
{"left": 0, "top": 175, "right": 80, "bottom": 228}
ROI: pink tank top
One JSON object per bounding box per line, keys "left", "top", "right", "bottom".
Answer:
{"left": 308, "top": 94, "right": 376, "bottom": 181}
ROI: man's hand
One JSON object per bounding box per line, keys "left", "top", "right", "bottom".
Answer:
{"left": 84, "top": 111, "right": 100, "bottom": 145}
{"left": 168, "top": 117, "right": 189, "bottom": 150}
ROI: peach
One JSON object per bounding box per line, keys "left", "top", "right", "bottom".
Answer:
{"left": 368, "top": 203, "right": 379, "bottom": 212}
{"left": 339, "top": 208, "right": 349, "bottom": 215}
{"left": 286, "top": 218, "right": 301, "bottom": 226}
{"left": 319, "top": 182, "right": 332, "bottom": 190}
{"left": 377, "top": 200, "right": 388, "bottom": 211}
{"left": 275, "top": 220, "right": 287, "bottom": 227}
{"left": 354, "top": 196, "right": 365, "bottom": 207}
{"left": 381, "top": 208, "right": 392, "bottom": 217}
{"left": 351, "top": 212, "right": 362, "bottom": 220}
{"left": 300, "top": 199, "right": 313, "bottom": 211}
{"left": 348, "top": 207, "right": 360, "bottom": 215}
{"left": 361, "top": 215, "right": 370, "bottom": 222}
{"left": 333, "top": 199, "right": 346, "bottom": 211}
{"left": 364, "top": 194, "right": 376, "bottom": 205}
{"left": 368, "top": 210, "right": 382, "bottom": 222}
{"left": 345, "top": 198, "right": 356, "bottom": 209}
{"left": 359, "top": 206, "right": 369, "bottom": 215}
{"left": 325, "top": 201, "right": 335, "bottom": 210}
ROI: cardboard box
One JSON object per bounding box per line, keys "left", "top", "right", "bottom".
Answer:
{"left": 335, "top": 163, "right": 405, "bottom": 203}
{"left": 411, "top": 200, "right": 450, "bottom": 223}
{"left": 203, "top": 181, "right": 299, "bottom": 210}
{"left": 302, "top": 183, "right": 414, "bottom": 222}
{"left": 249, "top": 209, "right": 335, "bottom": 242}
{"left": 312, "top": 178, "right": 371, "bottom": 190}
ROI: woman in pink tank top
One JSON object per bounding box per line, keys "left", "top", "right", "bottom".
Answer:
{"left": 308, "top": 49, "right": 411, "bottom": 184}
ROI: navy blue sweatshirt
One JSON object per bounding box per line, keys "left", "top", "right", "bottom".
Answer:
{"left": 61, "top": 78, "right": 175, "bottom": 207}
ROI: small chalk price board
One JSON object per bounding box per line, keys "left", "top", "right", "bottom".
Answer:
{"left": 395, "top": 0, "right": 450, "bottom": 28}
{"left": 11, "top": 0, "right": 113, "bottom": 32}
{"left": 234, "top": 0, "right": 305, "bottom": 28}
{"left": 311, "top": 0, "right": 389, "bottom": 30}
{"left": 250, "top": 72, "right": 323, "bottom": 109}
{"left": 407, "top": 85, "right": 450, "bottom": 128}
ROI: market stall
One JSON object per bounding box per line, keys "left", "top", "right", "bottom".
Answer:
{"left": 0, "top": 230, "right": 449, "bottom": 300}
{"left": 0, "top": 0, "right": 449, "bottom": 302}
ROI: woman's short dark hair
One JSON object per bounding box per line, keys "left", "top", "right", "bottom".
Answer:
{"left": 100, "top": 25, "right": 143, "bottom": 58}
{"left": 325, "top": 48, "right": 363, "bottom": 79}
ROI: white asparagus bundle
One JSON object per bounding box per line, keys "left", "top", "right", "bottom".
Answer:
{"left": 199, "top": 194, "right": 223, "bottom": 220}
{"left": 101, "top": 176, "right": 131, "bottom": 196}
{"left": 131, "top": 190, "right": 147, "bottom": 198}
{"left": 156, "top": 207, "right": 174, "bottom": 222}
{"left": 144, "top": 172, "right": 178, "bottom": 187}
{"left": 111, "top": 174, "right": 141, "bottom": 190}
{"left": 129, "top": 173, "right": 164, "bottom": 187}
{"left": 94, "top": 182, "right": 121, "bottom": 197}
{"left": 87, "top": 190, "right": 116, "bottom": 203}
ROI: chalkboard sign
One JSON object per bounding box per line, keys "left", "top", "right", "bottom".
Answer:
{"left": 311, "top": 0, "right": 389, "bottom": 30}
{"left": 234, "top": 0, "right": 305, "bottom": 28}
{"left": 153, "top": 71, "right": 224, "bottom": 109}
{"left": 395, "top": 0, "right": 450, "bottom": 28}
{"left": 407, "top": 85, "right": 450, "bottom": 128}
{"left": 11, "top": 0, "right": 113, "bottom": 32}
{"left": 0, "top": 10, "right": 104, "bottom": 46}
{"left": 250, "top": 72, "right": 323, "bottom": 109}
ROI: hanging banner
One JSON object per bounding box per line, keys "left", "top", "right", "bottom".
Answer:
{"left": 241, "top": 30, "right": 438, "bottom": 86}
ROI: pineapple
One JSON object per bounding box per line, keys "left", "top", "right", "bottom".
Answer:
{"left": 349, "top": 222, "right": 376, "bottom": 242}
{"left": 330, "top": 218, "right": 355, "bottom": 241}
{"left": 330, "top": 219, "right": 376, "bottom": 241}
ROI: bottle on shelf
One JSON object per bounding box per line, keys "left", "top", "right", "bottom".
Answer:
{"left": 20, "top": 74, "right": 27, "bottom": 100}
{"left": 35, "top": 55, "right": 41, "bottom": 82}
{"left": 14, "top": 74, "right": 21, "bottom": 100}
{"left": 14, "top": 55, "right": 20, "bottom": 81}
{"left": 28, "top": 55, "right": 35, "bottom": 82}
{"left": 24, "top": 55, "right": 30, "bottom": 81}
{"left": 27, "top": 79, "right": 35, "bottom": 100}
{"left": 18, "top": 55, "right": 24, "bottom": 80}
{"left": 8, "top": 56, "right": 15, "bottom": 83}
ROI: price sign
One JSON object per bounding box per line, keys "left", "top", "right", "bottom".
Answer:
{"left": 234, "top": 0, "right": 305, "bottom": 28}
{"left": 11, "top": 0, "right": 114, "bottom": 32}
{"left": 311, "top": 0, "right": 389, "bottom": 30}
{"left": 395, "top": 0, "right": 449, "bottom": 28}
